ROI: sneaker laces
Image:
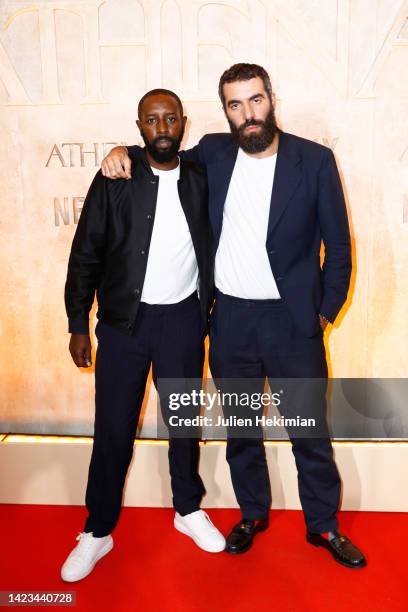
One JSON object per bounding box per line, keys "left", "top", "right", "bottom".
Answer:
{"left": 200, "top": 511, "right": 218, "bottom": 532}
{"left": 73, "top": 532, "right": 95, "bottom": 556}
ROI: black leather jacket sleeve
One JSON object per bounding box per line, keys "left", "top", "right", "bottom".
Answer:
{"left": 64, "top": 170, "right": 108, "bottom": 334}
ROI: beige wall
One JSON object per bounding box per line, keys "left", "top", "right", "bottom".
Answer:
{"left": 1, "top": 0, "right": 407, "bottom": 434}
{"left": 2, "top": 439, "right": 408, "bottom": 511}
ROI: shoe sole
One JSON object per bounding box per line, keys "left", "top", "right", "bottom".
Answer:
{"left": 61, "top": 538, "right": 114, "bottom": 582}
{"left": 174, "top": 519, "right": 225, "bottom": 553}
{"left": 306, "top": 535, "right": 367, "bottom": 569}
{"left": 225, "top": 522, "right": 269, "bottom": 555}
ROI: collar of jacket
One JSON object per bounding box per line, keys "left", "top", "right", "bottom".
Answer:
{"left": 137, "top": 148, "right": 187, "bottom": 183}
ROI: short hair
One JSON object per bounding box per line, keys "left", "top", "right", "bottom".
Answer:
{"left": 137, "top": 88, "right": 183, "bottom": 118}
{"left": 218, "top": 63, "right": 273, "bottom": 108}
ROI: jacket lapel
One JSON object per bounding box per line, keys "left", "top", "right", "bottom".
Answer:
{"left": 266, "top": 131, "right": 302, "bottom": 241}
{"left": 209, "top": 139, "right": 238, "bottom": 246}
{"left": 177, "top": 159, "right": 195, "bottom": 234}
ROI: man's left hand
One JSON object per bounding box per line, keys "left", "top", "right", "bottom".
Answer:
{"left": 319, "top": 315, "right": 329, "bottom": 331}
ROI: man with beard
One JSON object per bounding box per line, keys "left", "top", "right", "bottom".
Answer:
{"left": 101, "top": 64, "right": 366, "bottom": 568}
{"left": 62, "top": 89, "right": 225, "bottom": 582}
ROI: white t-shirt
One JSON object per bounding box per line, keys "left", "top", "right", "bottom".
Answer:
{"left": 141, "top": 161, "right": 198, "bottom": 304}
{"left": 215, "top": 148, "right": 281, "bottom": 299}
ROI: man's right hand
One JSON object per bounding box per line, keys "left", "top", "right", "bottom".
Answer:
{"left": 69, "top": 334, "right": 92, "bottom": 368}
{"left": 101, "top": 146, "right": 132, "bottom": 179}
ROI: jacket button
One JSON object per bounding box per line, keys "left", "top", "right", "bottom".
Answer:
{"left": 146, "top": 214, "right": 152, "bottom": 220}
{"left": 133, "top": 288, "right": 140, "bottom": 295}
{"left": 276, "top": 276, "right": 283, "bottom": 281}
{"left": 269, "top": 250, "right": 276, "bottom": 255}
{"left": 140, "top": 250, "right": 145, "bottom": 255}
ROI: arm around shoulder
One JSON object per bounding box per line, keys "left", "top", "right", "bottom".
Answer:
{"left": 101, "top": 145, "right": 132, "bottom": 179}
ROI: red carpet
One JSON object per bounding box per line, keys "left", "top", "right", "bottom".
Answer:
{"left": 0, "top": 505, "right": 405, "bottom": 612}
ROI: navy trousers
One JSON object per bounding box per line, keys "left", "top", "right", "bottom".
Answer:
{"left": 209, "top": 290, "right": 341, "bottom": 534}
{"left": 84, "top": 293, "right": 206, "bottom": 537}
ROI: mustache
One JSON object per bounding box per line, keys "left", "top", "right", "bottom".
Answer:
{"left": 238, "top": 119, "right": 265, "bottom": 132}
{"left": 153, "top": 136, "right": 177, "bottom": 145}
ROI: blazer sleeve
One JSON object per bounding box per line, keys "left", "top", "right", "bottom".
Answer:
{"left": 127, "top": 144, "right": 144, "bottom": 160}
{"left": 317, "top": 149, "right": 352, "bottom": 323}
{"left": 178, "top": 143, "right": 202, "bottom": 163}
{"left": 64, "top": 170, "right": 108, "bottom": 334}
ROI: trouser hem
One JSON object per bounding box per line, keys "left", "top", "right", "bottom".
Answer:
{"left": 240, "top": 509, "right": 270, "bottom": 521}
{"left": 84, "top": 519, "right": 114, "bottom": 538}
{"left": 175, "top": 503, "right": 202, "bottom": 517}
{"left": 306, "top": 517, "right": 339, "bottom": 534}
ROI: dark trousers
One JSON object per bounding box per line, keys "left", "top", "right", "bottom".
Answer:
{"left": 209, "top": 290, "right": 341, "bottom": 534}
{"left": 84, "top": 293, "right": 206, "bottom": 537}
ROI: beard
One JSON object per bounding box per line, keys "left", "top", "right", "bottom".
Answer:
{"left": 228, "top": 107, "right": 278, "bottom": 154}
{"left": 140, "top": 128, "right": 184, "bottom": 164}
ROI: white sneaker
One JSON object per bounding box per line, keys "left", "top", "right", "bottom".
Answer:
{"left": 61, "top": 532, "right": 113, "bottom": 582}
{"left": 174, "top": 510, "right": 225, "bottom": 553}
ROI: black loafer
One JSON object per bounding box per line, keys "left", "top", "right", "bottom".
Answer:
{"left": 225, "top": 518, "right": 269, "bottom": 554}
{"left": 306, "top": 530, "right": 367, "bottom": 568}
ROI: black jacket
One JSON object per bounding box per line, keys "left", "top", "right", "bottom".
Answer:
{"left": 65, "top": 153, "right": 212, "bottom": 335}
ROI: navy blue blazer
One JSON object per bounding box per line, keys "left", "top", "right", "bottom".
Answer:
{"left": 128, "top": 130, "right": 351, "bottom": 337}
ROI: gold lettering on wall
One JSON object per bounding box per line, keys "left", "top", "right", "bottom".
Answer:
{"left": 46, "top": 142, "right": 126, "bottom": 167}
{"left": 54, "top": 196, "right": 84, "bottom": 226}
